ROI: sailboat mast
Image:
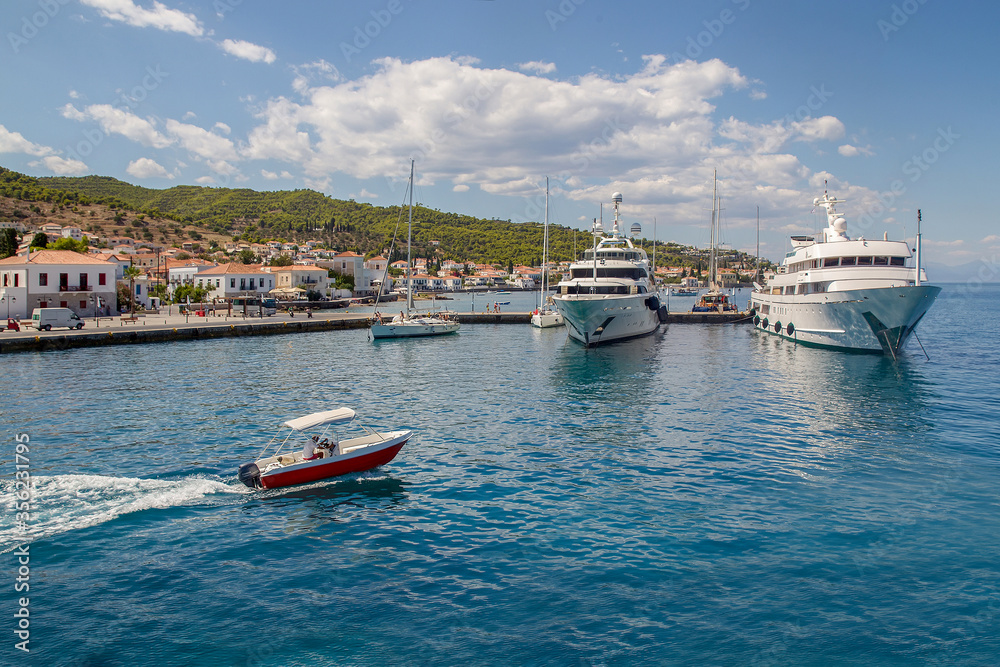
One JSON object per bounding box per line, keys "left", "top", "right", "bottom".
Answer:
{"left": 756, "top": 205, "right": 760, "bottom": 284}
{"left": 542, "top": 177, "right": 549, "bottom": 304}
{"left": 709, "top": 170, "right": 717, "bottom": 290}
{"left": 406, "top": 159, "right": 414, "bottom": 315}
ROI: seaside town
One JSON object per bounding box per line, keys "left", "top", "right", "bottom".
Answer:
{"left": 0, "top": 217, "right": 769, "bottom": 324}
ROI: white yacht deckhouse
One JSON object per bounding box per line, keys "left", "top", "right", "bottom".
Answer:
{"left": 750, "top": 189, "right": 940, "bottom": 357}
{"left": 553, "top": 192, "right": 665, "bottom": 346}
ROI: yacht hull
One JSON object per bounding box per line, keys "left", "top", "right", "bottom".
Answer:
{"left": 553, "top": 294, "right": 660, "bottom": 346}
{"left": 750, "top": 285, "right": 940, "bottom": 354}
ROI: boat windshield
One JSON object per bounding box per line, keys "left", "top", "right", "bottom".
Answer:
{"left": 570, "top": 267, "right": 646, "bottom": 280}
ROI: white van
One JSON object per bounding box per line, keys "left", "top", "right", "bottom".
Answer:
{"left": 31, "top": 307, "right": 84, "bottom": 331}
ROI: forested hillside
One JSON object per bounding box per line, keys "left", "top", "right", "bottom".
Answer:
{"left": 2, "top": 166, "right": 763, "bottom": 272}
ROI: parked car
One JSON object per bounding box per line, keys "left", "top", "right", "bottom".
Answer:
{"left": 30, "top": 307, "right": 84, "bottom": 331}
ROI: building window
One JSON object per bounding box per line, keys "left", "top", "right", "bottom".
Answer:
{"left": 80, "top": 300, "right": 87, "bottom": 310}
{"left": 14, "top": 274, "right": 18, "bottom": 287}
{"left": 39, "top": 273, "right": 47, "bottom": 286}
{"left": 39, "top": 301, "right": 47, "bottom": 308}
{"left": 230, "top": 278, "right": 236, "bottom": 288}
{"left": 250, "top": 278, "right": 255, "bottom": 290}
{"left": 60, "top": 301, "right": 67, "bottom": 308}
{"left": 2, "top": 274, "right": 6, "bottom": 287}
{"left": 59, "top": 273, "right": 68, "bottom": 290}
{"left": 80, "top": 273, "right": 89, "bottom": 290}
{"left": 99, "top": 273, "right": 107, "bottom": 286}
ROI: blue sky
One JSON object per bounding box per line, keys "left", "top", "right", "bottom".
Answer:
{"left": 0, "top": 0, "right": 995, "bottom": 266}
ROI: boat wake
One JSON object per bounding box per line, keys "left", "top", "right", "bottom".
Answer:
{"left": 0, "top": 474, "right": 249, "bottom": 553}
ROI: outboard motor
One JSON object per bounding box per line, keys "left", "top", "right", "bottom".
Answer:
{"left": 238, "top": 462, "right": 262, "bottom": 489}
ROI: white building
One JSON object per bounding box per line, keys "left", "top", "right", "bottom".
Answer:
{"left": 195, "top": 263, "right": 274, "bottom": 299}
{"left": 265, "top": 266, "right": 330, "bottom": 297}
{"left": 0, "top": 249, "right": 118, "bottom": 318}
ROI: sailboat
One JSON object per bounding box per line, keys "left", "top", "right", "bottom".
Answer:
{"left": 530, "top": 177, "right": 564, "bottom": 328}
{"left": 370, "top": 161, "right": 460, "bottom": 340}
{"left": 692, "top": 171, "right": 737, "bottom": 313}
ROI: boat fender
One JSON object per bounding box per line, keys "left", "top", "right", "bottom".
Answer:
{"left": 774, "top": 321, "right": 782, "bottom": 333}
{"left": 753, "top": 316, "right": 760, "bottom": 326}
{"left": 657, "top": 305, "right": 668, "bottom": 323}
{"left": 787, "top": 323, "right": 794, "bottom": 335}
{"left": 761, "top": 318, "right": 769, "bottom": 329}
{"left": 645, "top": 296, "right": 660, "bottom": 311}
{"left": 748, "top": 307, "right": 756, "bottom": 318}
{"left": 237, "top": 462, "right": 262, "bottom": 489}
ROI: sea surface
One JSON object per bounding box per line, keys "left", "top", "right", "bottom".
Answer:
{"left": 2, "top": 285, "right": 999, "bottom": 666}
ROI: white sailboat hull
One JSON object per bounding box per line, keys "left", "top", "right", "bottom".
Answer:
{"left": 553, "top": 293, "right": 660, "bottom": 346}
{"left": 370, "top": 319, "right": 460, "bottom": 339}
{"left": 750, "top": 285, "right": 940, "bottom": 354}
{"left": 530, "top": 310, "right": 564, "bottom": 328}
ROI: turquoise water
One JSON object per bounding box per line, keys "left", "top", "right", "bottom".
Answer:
{"left": 2, "top": 285, "right": 999, "bottom": 665}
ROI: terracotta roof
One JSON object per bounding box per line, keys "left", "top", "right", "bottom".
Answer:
{"left": 198, "top": 262, "right": 267, "bottom": 276}
{"left": 0, "top": 250, "right": 115, "bottom": 266}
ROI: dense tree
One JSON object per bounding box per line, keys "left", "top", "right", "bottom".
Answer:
{"left": 0, "top": 228, "right": 18, "bottom": 258}
{"left": 30, "top": 232, "right": 48, "bottom": 249}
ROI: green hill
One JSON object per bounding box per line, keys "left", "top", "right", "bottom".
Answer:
{"left": 2, "top": 166, "right": 765, "bottom": 273}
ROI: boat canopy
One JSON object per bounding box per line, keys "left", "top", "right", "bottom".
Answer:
{"left": 283, "top": 408, "right": 356, "bottom": 431}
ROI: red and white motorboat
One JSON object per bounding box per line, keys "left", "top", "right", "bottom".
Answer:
{"left": 237, "top": 408, "right": 411, "bottom": 490}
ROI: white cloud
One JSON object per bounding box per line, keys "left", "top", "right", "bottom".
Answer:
{"left": 126, "top": 157, "right": 171, "bottom": 179}
{"left": 182, "top": 111, "right": 197, "bottom": 121}
{"left": 61, "top": 103, "right": 172, "bottom": 148}
{"left": 213, "top": 122, "right": 231, "bottom": 135}
{"left": 0, "top": 124, "right": 52, "bottom": 156}
{"left": 165, "top": 119, "right": 238, "bottom": 161}
{"left": 291, "top": 60, "right": 341, "bottom": 94}
{"left": 80, "top": 0, "right": 204, "bottom": 37}
{"left": 261, "top": 169, "right": 278, "bottom": 180}
{"left": 30, "top": 156, "right": 89, "bottom": 175}
{"left": 194, "top": 175, "right": 216, "bottom": 185}
{"left": 518, "top": 61, "right": 557, "bottom": 74}
{"left": 838, "top": 143, "right": 874, "bottom": 157}
{"left": 235, "top": 54, "right": 869, "bottom": 230}
{"left": 220, "top": 39, "right": 276, "bottom": 64}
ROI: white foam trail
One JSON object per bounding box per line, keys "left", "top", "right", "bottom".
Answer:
{"left": 0, "top": 474, "right": 249, "bottom": 552}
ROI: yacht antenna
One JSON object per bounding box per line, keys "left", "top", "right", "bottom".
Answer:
{"left": 915, "top": 209, "right": 922, "bottom": 287}
{"left": 406, "top": 159, "right": 414, "bottom": 315}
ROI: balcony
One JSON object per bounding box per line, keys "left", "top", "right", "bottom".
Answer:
{"left": 58, "top": 285, "right": 93, "bottom": 292}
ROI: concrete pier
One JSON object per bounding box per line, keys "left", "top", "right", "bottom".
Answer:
{"left": 0, "top": 309, "right": 751, "bottom": 354}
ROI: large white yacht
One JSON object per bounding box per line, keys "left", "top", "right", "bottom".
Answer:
{"left": 553, "top": 193, "right": 665, "bottom": 346}
{"left": 750, "top": 189, "right": 940, "bottom": 357}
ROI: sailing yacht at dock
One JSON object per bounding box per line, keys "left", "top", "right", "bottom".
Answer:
{"left": 370, "top": 161, "right": 460, "bottom": 340}
{"left": 530, "top": 177, "right": 564, "bottom": 329}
